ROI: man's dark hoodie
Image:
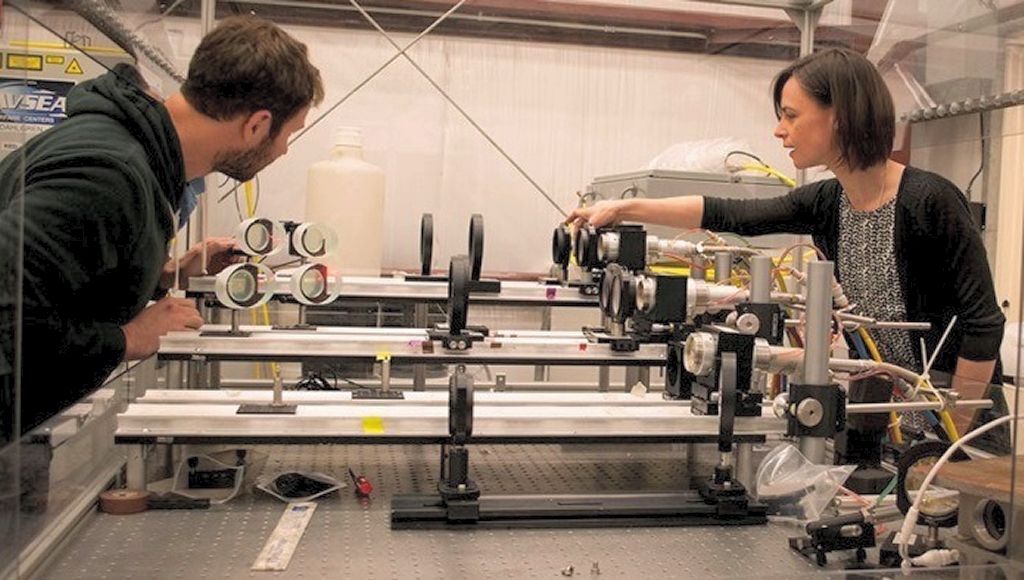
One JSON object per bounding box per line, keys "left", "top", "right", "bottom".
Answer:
{"left": 0, "top": 64, "right": 184, "bottom": 442}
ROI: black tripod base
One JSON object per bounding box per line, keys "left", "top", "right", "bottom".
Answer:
{"left": 391, "top": 491, "right": 768, "bottom": 530}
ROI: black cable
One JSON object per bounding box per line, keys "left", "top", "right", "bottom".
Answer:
{"left": 293, "top": 372, "right": 334, "bottom": 391}
{"left": 340, "top": 377, "right": 370, "bottom": 390}
{"left": 578, "top": 189, "right": 599, "bottom": 205}
{"left": 225, "top": 175, "right": 264, "bottom": 221}
{"left": 219, "top": 179, "right": 241, "bottom": 205}
{"left": 725, "top": 150, "right": 765, "bottom": 166}
{"left": 619, "top": 185, "right": 639, "bottom": 199}
{"left": 323, "top": 366, "right": 340, "bottom": 389}
{"left": 228, "top": 178, "right": 245, "bottom": 222}
{"left": 270, "top": 258, "right": 303, "bottom": 271}
{"left": 302, "top": 365, "right": 367, "bottom": 391}
{"left": 964, "top": 113, "right": 987, "bottom": 197}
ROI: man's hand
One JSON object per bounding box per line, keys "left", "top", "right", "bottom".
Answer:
{"left": 161, "top": 237, "right": 241, "bottom": 290}
{"left": 121, "top": 295, "right": 204, "bottom": 361}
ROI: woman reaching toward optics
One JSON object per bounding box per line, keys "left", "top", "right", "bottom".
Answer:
{"left": 568, "top": 47, "right": 1008, "bottom": 454}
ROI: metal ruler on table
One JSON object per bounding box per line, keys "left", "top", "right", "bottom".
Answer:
{"left": 251, "top": 501, "right": 317, "bottom": 571}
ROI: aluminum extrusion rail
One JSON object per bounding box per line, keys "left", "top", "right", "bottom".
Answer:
{"left": 115, "top": 390, "right": 781, "bottom": 445}
{"left": 158, "top": 326, "right": 665, "bottom": 366}
{"left": 186, "top": 275, "right": 598, "bottom": 306}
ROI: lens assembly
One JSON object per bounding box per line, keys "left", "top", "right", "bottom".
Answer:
{"left": 215, "top": 262, "right": 274, "bottom": 309}
{"left": 289, "top": 263, "right": 336, "bottom": 305}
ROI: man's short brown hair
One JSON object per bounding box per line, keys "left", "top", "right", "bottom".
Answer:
{"left": 181, "top": 16, "right": 324, "bottom": 138}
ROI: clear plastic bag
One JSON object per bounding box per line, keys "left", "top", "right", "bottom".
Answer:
{"left": 642, "top": 137, "right": 753, "bottom": 173}
{"left": 257, "top": 471, "right": 343, "bottom": 503}
{"left": 754, "top": 443, "right": 857, "bottom": 521}
{"left": 170, "top": 448, "right": 267, "bottom": 505}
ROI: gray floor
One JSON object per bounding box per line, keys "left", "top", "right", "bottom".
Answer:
{"left": 32, "top": 443, "right": 1001, "bottom": 579}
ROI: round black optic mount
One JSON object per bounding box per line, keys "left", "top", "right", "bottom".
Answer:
{"left": 552, "top": 223, "right": 572, "bottom": 268}
{"left": 420, "top": 213, "right": 434, "bottom": 276}
{"left": 447, "top": 254, "right": 471, "bottom": 335}
{"left": 896, "top": 439, "right": 969, "bottom": 529}
{"left": 468, "top": 214, "right": 484, "bottom": 280}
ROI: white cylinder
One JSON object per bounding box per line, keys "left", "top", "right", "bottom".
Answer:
{"left": 305, "top": 126, "right": 385, "bottom": 277}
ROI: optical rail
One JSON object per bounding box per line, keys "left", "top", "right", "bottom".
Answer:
{"left": 157, "top": 325, "right": 665, "bottom": 366}
{"left": 186, "top": 275, "right": 598, "bottom": 307}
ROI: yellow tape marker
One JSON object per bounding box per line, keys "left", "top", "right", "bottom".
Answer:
{"left": 362, "top": 417, "right": 385, "bottom": 434}
{"left": 7, "top": 54, "right": 43, "bottom": 71}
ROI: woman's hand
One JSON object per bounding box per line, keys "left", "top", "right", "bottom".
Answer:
{"left": 565, "top": 200, "right": 625, "bottom": 229}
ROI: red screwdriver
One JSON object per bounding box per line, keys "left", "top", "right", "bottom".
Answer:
{"left": 348, "top": 468, "right": 373, "bottom": 497}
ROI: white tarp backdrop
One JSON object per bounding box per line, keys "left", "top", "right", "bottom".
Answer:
{"left": 163, "top": 19, "right": 787, "bottom": 275}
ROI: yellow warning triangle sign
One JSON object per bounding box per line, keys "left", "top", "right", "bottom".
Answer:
{"left": 65, "top": 58, "right": 84, "bottom": 75}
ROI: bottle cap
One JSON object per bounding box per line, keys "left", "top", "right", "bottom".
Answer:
{"left": 335, "top": 126, "right": 362, "bottom": 147}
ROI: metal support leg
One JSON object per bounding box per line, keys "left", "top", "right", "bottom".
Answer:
{"left": 735, "top": 443, "right": 753, "bottom": 490}
{"left": 598, "top": 366, "right": 610, "bottom": 393}
{"left": 380, "top": 356, "right": 392, "bottom": 391}
{"left": 187, "top": 359, "right": 207, "bottom": 389}
{"left": 166, "top": 360, "right": 184, "bottom": 390}
{"left": 533, "top": 306, "right": 552, "bottom": 382}
{"left": 413, "top": 303, "right": 428, "bottom": 391}
{"left": 209, "top": 361, "right": 221, "bottom": 390}
{"left": 798, "top": 260, "right": 833, "bottom": 464}
{"left": 624, "top": 367, "right": 641, "bottom": 392}
{"left": 126, "top": 444, "right": 147, "bottom": 490}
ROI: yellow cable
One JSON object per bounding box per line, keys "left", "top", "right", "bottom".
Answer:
{"left": 889, "top": 415, "right": 903, "bottom": 445}
{"left": 648, "top": 265, "right": 689, "bottom": 276}
{"left": 739, "top": 163, "right": 797, "bottom": 188}
{"left": 858, "top": 327, "right": 958, "bottom": 442}
{"left": 939, "top": 411, "right": 960, "bottom": 442}
{"left": 858, "top": 327, "right": 882, "bottom": 362}
{"left": 243, "top": 180, "right": 255, "bottom": 218}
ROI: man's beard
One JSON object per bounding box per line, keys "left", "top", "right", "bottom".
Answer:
{"left": 213, "top": 135, "right": 274, "bottom": 182}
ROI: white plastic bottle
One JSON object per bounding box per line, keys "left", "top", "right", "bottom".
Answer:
{"left": 305, "top": 127, "right": 385, "bottom": 277}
